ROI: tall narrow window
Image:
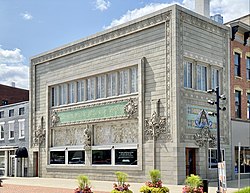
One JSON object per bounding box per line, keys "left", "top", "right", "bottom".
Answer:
{"left": 247, "top": 93, "right": 250, "bottom": 120}
{"left": 59, "top": 84, "right": 67, "bottom": 105}
{"left": 235, "top": 90, "right": 241, "bottom": 118}
{"left": 247, "top": 57, "right": 250, "bottom": 80}
{"left": 131, "top": 67, "right": 138, "bottom": 93}
{"left": 87, "top": 77, "right": 95, "bottom": 100}
{"left": 197, "top": 65, "right": 207, "bottom": 91}
{"left": 8, "top": 121, "right": 14, "bottom": 139}
{"left": 107, "top": 73, "right": 117, "bottom": 97}
{"left": 119, "top": 69, "right": 129, "bottom": 95}
{"left": 51, "top": 87, "right": 58, "bottom": 107}
{"left": 234, "top": 53, "right": 241, "bottom": 76}
{"left": 184, "top": 61, "right": 192, "bottom": 88}
{"left": 77, "top": 80, "right": 85, "bottom": 102}
{"left": 18, "top": 119, "right": 25, "bottom": 139}
{"left": 211, "top": 69, "right": 219, "bottom": 89}
{"left": 68, "top": 82, "right": 75, "bottom": 104}
{"left": 97, "top": 75, "right": 105, "bottom": 99}
{"left": 0, "top": 123, "right": 4, "bottom": 140}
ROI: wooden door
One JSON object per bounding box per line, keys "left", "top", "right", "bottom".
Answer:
{"left": 186, "top": 148, "right": 196, "bottom": 176}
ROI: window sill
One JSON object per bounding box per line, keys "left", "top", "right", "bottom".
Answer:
{"left": 8, "top": 138, "right": 14, "bottom": 140}
{"left": 0, "top": 139, "right": 4, "bottom": 141}
{"left": 235, "top": 76, "right": 243, "bottom": 80}
{"left": 19, "top": 137, "right": 25, "bottom": 140}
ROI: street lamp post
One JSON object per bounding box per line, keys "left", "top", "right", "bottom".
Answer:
{"left": 207, "top": 86, "right": 226, "bottom": 193}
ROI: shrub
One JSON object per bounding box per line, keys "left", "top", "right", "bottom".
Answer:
{"left": 234, "top": 187, "right": 250, "bottom": 193}
{"left": 182, "top": 174, "right": 203, "bottom": 193}
{"left": 74, "top": 175, "right": 93, "bottom": 193}
{"left": 111, "top": 171, "right": 133, "bottom": 193}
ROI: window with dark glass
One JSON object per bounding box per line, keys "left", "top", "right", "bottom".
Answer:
{"left": 247, "top": 57, "right": 250, "bottom": 80}
{"left": 68, "top": 151, "right": 85, "bottom": 164}
{"left": 184, "top": 61, "right": 192, "bottom": 88}
{"left": 92, "top": 150, "right": 111, "bottom": 165}
{"left": 197, "top": 65, "right": 207, "bottom": 91}
{"left": 234, "top": 53, "right": 241, "bottom": 76}
{"left": 19, "top": 107, "right": 25, "bottom": 115}
{"left": 235, "top": 90, "right": 241, "bottom": 118}
{"left": 208, "top": 149, "right": 225, "bottom": 169}
{"left": 9, "top": 109, "right": 14, "bottom": 117}
{"left": 247, "top": 93, "right": 250, "bottom": 120}
{"left": 0, "top": 124, "right": 4, "bottom": 140}
{"left": 50, "top": 151, "right": 65, "bottom": 164}
{"left": 0, "top": 111, "right": 4, "bottom": 118}
{"left": 115, "top": 149, "right": 137, "bottom": 165}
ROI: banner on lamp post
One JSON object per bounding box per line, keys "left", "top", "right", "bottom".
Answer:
{"left": 218, "top": 161, "right": 227, "bottom": 193}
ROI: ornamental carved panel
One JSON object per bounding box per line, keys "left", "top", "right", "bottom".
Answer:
{"left": 94, "top": 121, "right": 138, "bottom": 145}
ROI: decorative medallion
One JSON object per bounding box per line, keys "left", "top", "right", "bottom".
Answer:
{"left": 195, "top": 109, "right": 212, "bottom": 128}
{"left": 193, "top": 126, "right": 216, "bottom": 148}
{"left": 124, "top": 98, "right": 138, "bottom": 118}
{"left": 145, "top": 111, "right": 167, "bottom": 139}
{"left": 51, "top": 110, "right": 60, "bottom": 127}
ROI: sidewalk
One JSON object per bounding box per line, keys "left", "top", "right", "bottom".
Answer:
{"left": 1, "top": 177, "right": 249, "bottom": 193}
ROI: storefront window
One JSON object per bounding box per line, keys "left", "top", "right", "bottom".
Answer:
{"left": 92, "top": 150, "right": 111, "bottom": 165}
{"left": 68, "top": 151, "right": 85, "bottom": 164}
{"left": 115, "top": 149, "right": 137, "bottom": 165}
{"left": 208, "top": 148, "right": 225, "bottom": 169}
{"left": 50, "top": 151, "right": 65, "bottom": 164}
{"left": 235, "top": 146, "right": 250, "bottom": 173}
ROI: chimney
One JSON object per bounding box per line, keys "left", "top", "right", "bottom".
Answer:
{"left": 195, "top": 0, "right": 210, "bottom": 18}
{"left": 11, "top": 82, "right": 15, "bottom": 87}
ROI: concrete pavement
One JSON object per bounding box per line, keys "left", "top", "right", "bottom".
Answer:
{"left": 0, "top": 177, "right": 249, "bottom": 193}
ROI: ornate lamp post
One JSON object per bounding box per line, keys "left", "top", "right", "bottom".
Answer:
{"left": 207, "top": 86, "right": 226, "bottom": 193}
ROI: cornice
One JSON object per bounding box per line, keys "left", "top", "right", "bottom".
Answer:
{"left": 31, "top": 11, "right": 171, "bottom": 66}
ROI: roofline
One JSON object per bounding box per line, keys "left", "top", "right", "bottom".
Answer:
{"left": 0, "top": 84, "right": 29, "bottom": 92}
{"left": 224, "top": 14, "right": 250, "bottom": 25}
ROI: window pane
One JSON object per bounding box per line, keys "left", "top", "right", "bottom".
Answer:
{"left": 97, "top": 75, "right": 105, "bottom": 99}
{"left": 50, "top": 151, "right": 65, "bottom": 164}
{"left": 247, "top": 93, "right": 250, "bottom": 119}
{"left": 87, "top": 78, "right": 95, "bottom": 100}
{"left": 212, "top": 69, "right": 219, "bottom": 89}
{"left": 247, "top": 57, "right": 250, "bottom": 80}
{"left": 0, "top": 125, "right": 4, "bottom": 139}
{"left": 68, "top": 151, "right": 85, "bottom": 164}
{"left": 184, "top": 61, "right": 192, "bottom": 88}
{"left": 115, "top": 149, "right": 137, "bottom": 165}
{"left": 19, "top": 107, "right": 25, "bottom": 115}
{"left": 234, "top": 53, "right": 240, "bottom": 76}
{"left": 92, "top": 150, "right": 111, "bottom": 165}
{"left": 119, "top": 69, "right": 129, "bottom": 95}
{"left": 51, "top": 87, "right": 57, "bottom": 107}
{"left": 131, "top": 67, "right": 138, "bottom": 93}
{"left": 197, "top": 65, "right": 207, "bottom": 91}
{"left": 77, "top": 80, "right": 85, "bottom": 102}
{"left": 9, "top": 109, "right": 14, "bottom": 117}
{"left": 0, "top": 111, "right": 4, "bottom": 118}
{"left": 208, "top": 149, "right": 225, "bottom": 169}
{"left": 68, "top": 82, "right": 75, "bottom": 104}
{"left": 107, "top": 73, "right": 117, "bottom": 97}
{"left": 235, "top": 91, "right": 241, "bottom": 118}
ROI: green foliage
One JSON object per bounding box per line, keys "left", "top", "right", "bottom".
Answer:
{"left": 115, "top": 171, "right": 128, "bottom": 186}
{"left": 234, "top": 186, "right": 250, "bottom": 193}
{"left": 149, "top": 170, "right": 161, "bottom": 184}
{"left": 111, "top": 189, "right": 133, "bottom": 193}
{"left": 185, "top": 174, "right": 203, "bottom": 189}
{"left": 140, "top": 185, "right": 169, "bottom": 193}
{"left": 77, "top": 175, "right": 90, "bottom": 189}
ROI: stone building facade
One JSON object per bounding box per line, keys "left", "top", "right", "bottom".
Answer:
{"left": 29, "top": 5, "right": 231, "bottom": 184}
{"left": 0, "top": 101, "right": 29, "bottom": 177}
{"left": 226, "top": 14, "right": 250, "bottom": 176}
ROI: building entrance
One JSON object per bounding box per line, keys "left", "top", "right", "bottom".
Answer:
{"left": 186, "top": 148, "right": 196, "bottom": 176}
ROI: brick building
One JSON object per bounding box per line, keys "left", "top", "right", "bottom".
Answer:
{"left": 226, "top": 14, "right": 250, "bottom": 176}
{"left": 0, "top": 84, "right": 29, "bottom": 106}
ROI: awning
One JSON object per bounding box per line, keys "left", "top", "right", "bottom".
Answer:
{"left": 15, "top": 147, "right": 28, "bottom": 158}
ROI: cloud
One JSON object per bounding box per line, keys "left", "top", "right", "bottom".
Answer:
{"left": 95, "top": 0, "right": 110, "bottom": 11}
{"left": 105, "top": 0, "right": 249, "bottom": 29}
{"left": 104, "top": 2, "right": 180, "bottom": 29}
{"left": 0, "top": 47, "right": 29, "bottom": 89}
{"left": 21, "top": 11, "right": 33, "bottom": 20}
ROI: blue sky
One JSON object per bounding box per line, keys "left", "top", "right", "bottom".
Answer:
{"left": 0, "top": 0, "right": 249, "bottom": 89}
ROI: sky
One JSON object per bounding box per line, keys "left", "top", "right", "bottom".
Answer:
{"left": 0, "top": 0, "right": 249, "bottom": 89}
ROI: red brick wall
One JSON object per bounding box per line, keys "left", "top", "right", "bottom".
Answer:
{"left": 0, "top": 84, "right": 29, "bottom": 106}
{"left": 230, "top": 40, "right": 250, "bottom": 120}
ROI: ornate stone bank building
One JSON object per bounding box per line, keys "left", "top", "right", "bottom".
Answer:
{"left": 30, "top": 5, "right": 231, "bottom": 184}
